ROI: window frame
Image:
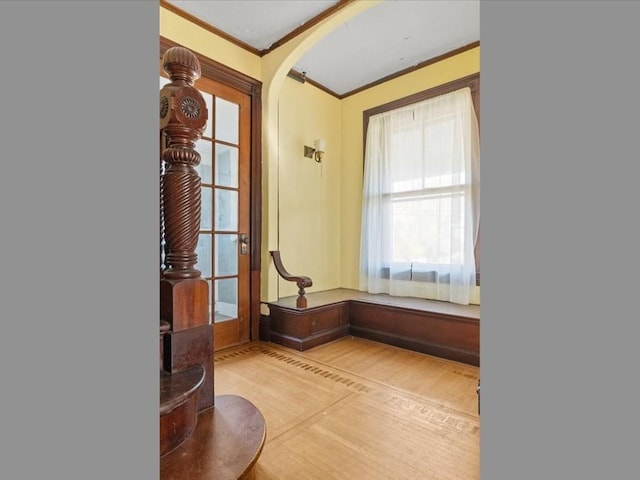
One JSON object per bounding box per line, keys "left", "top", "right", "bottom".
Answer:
{"left": 362, "top": 73, "right": 480, "bottom": 285}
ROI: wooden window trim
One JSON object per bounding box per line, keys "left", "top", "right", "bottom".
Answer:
{"left": 362, "top": 73, "right": 481, "bottom": 285}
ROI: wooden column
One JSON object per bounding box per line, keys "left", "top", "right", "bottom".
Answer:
{"left": 160, "top": 46, "right": 213, "bottom": 411}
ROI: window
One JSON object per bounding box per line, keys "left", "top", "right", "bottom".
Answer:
{"left": 360, "top": 79, "right": 480, "bottom": 305}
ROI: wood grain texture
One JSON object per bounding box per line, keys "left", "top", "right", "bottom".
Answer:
{"left": 266, "top": 288, "right": 479, "bottom": 363}
{"left": 160, "top": 278, "right": 210, "bottom": 331}
{"left": 159, "top": 366, "right": 204, "bottom": 457}
{"left": 267, "top": 288, "right": 478, "bottom": 318}
{"left": 164, "top": 324, "right": 214, "bottom": 411}
{"left": 349, "top": 301, "right": 479, "bottom": 366}
{"left": 160, "top": 394, "right": 266, "bottom": 480}
{"left": 213, "top": 338, "right": 479, "bottom": 479}
{"left": 269, "top": 302, "right": 349, "bottom": 351}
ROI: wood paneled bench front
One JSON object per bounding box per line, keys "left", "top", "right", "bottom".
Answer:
{"left": 262, "top": 288, "right": 479, "bottom": 366}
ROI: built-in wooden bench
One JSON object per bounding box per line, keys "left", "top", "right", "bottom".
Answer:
{"left": 262, "top": 288, "right": 479, "bottom": 366}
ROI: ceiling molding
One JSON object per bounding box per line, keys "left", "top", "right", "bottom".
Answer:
{"left": 287, "top": 69, "right": 342, "bottom": 99}
{"left": 287, "top": 41, "right": 481, "bottom": 101}
{"left": 161, "top": 0, "right": 354, "bottom": 58}
{"left": 262, "top": 0, "right": 355, "bottom": 56}
{"left": 160, "top": 2, "right": 479, "bottom": 100}
{"left": 160, "top": 0, "right": 262, "bottom": 56}
{"left": 340, "top": 41, "right": 480, "bottom": 99}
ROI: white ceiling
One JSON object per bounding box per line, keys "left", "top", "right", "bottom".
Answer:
{"left": 164, "top": 0, "right": 480, "bottom": 97}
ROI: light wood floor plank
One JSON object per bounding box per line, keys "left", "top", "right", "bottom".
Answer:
{"left": 213, "top": 337, "right": 479, "bottom": 479}
{"left": 301, "top": 336, "right": 480, "bottom": 416}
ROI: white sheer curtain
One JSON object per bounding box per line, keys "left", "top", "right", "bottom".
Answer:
{"left": 359, "top": 87, "right": 480, "bottom": 305}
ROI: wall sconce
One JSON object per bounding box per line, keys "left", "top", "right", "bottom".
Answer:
{"left": 304, "top": 138, "right": 326, "bottom": 163}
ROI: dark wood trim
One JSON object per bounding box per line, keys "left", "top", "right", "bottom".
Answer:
{"left": 160, "top": 37, "right": 261, "bottom": 95}
{"left": 160, "top": 0, "right": 262, "bottom": 56}
{"left": 265, "top": 291, "right": 479, "bottom": 365}
{"left": 249, "top": 84, "right": 262, "bottom": 271}
{"left": 269, "top": 302, "right": 350, "bottom": 352}
{"left": 342, "top": 41, "right": 479, "bottom": 99}
{"left": 306, "top": 76, "right": 342, "bottom": 98}
{"left": 350, "top": 326, "right": 479, "bottom": 367}
{"left": 287, "top": 69, "right": 307, "bottom": 84}
{"left": 349, "top": 301, "right": 479, "bottom": 366}
{"left": 362, "top": 72, "right": 479, "bottom": 123}
{"left": 160, "top": 36, "right": 263, "bottom": 343}
{"left": 251, "top": 272, "right": 262, "bottom": 342}
{"left": 286, "top": 43, "right": 479, "bottom": 101}
{"left": 161, "top": 2, "right": 478, "bottom": 101}
{"left": 160, "top": 0, "right": 354, "bottom": 58}
{"left": 262, "top": 0, "right": 355, "bottom": 55}
{"left": 249, "top": 69, "right": 263, "bottom": 341}
{"left": 362, "top": 72, "right": 481, "bottom": 284}
{"left": 362, "top": 72, "right": 479, "bottom": 162}
{"left": 287, "top": 68, "right": 342, "bottom": 98}
{"left": 363, "top": 73, "right": 479, "bottom": 159}
{"left": 259, "top": 313, "right": 271, "bottom": 342}
{"left": 270, "top": 325, "right": 350, "bottom": 352}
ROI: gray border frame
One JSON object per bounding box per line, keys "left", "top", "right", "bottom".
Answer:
{"left": 482, "top": 1, "right": 639, "bottom": 478}
{"left": 0, "top": 2, "right": 159, "bottom": 478}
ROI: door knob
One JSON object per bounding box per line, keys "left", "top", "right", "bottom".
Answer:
{"left": 239, "top": 233, "right": 248, "bottom": 255}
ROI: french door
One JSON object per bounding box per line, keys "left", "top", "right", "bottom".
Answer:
{"left": 160, "top": 70, "right": 252, "bottom": 351}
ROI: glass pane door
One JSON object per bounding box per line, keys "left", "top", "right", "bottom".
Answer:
{"left": 160, "top": 63, "right": 252, "bottom": 352}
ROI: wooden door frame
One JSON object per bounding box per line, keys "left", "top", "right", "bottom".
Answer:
{"left": 160, "top": 37, "right": 263, "bottom": 341}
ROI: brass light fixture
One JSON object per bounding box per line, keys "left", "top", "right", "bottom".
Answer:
{"left": 304, "top": 138, "right": 326, "bottom": 163}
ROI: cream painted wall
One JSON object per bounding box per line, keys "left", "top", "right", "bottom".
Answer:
{"left": 160, "top": 5, "right": 479, "bottom": 304}
{"left": 160, "top": 7, "right": 261, "bottom": 80}
{"left": 276, "top": 77, "right": 342, "bottom": 298}
{"left": 339, "top": 47, "right": 481, "bottom": 290}
{"left": 257, "top": 1, "right": 378, "bottom": 303}
{"left": 160, "top": 3, "right": 372, "bottom": 305}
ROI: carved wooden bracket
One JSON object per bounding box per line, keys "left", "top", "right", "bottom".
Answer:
{"left": 270, "top": 250, "right": 312, "bottom": 307}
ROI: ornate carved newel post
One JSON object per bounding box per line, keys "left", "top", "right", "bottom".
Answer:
{"left": 160, "top": 46, "right": 205, "bottom": 280}
{"left": 160, "top": 46, "right": 213, "bottom": 411}
{"left": 159, "top": 43, "right": 266, "bottom": 476}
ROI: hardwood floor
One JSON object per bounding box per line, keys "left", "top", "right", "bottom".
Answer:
{"left": 214, "top": 336, "right": 479, "bottom": 479}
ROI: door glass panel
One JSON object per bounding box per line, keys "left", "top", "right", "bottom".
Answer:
{"left": 215, "top": 189, "right": 238, "bottom": 231}
{"left": 195, "top": 139, "right": 213, "bottom": 184}
{"left": 161, "top": 69, "right": 252, "bottom": 350}
{"left": 214, "top": 278, "right": 237, "bottom": 322}
{"left": 207, "top": 279, "right": 213, "bottom": 323}
{"left": 160, "top": 70, "right": 253, "bottom": 350}
{"left": 200, "top": 187, "right": 212, "bottom": 230}
{"left": 215, "top": 97, "right": 239, "bottom": 144}
{"left": 202, "top": 92, "right": 213, "bottom": 139}
{"left": 195, "top": 234, "right": 212, "bottom": 278}
{"left": 215, "top": 144, "right": 239, "bottom": 188}
{"left": 215, "top": 234, "right": 238, "bottom": 276}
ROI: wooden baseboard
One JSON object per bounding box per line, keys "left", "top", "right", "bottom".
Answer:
{"left": 350, "top": 326, "right": 479, "bottom": 366}
{"left": 270, "top": 325, "right": 350, "bottom": 351}
{"left": 349, "top": 301, "right": 479, "bottom": 366}
{"left": 259, "top": 314, "right": 271, "bottom": 342}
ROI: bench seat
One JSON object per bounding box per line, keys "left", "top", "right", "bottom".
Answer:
{"left": 263, "top": 288, "right": 479, "bottom": 366}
